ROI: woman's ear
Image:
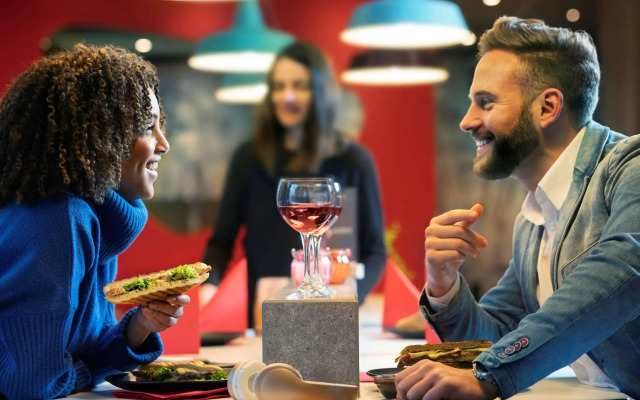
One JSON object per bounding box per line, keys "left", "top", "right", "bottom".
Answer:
{"left": 536, "top": 88, "right": 564, "bottom": 128}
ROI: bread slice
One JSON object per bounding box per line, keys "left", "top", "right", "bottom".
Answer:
{"left": 103, "top": 262, "right": 211, "bottom": 305}
{"left": 396, "top": 340, "right": 493, "bottom": 367}
{"left": 131, "top": 360, "right": 226, "bottom": 382}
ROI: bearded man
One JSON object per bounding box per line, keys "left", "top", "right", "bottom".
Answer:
{"left": 396, "top": 16, "right": 640, "bottom": 400}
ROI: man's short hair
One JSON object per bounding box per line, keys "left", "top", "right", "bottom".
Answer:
{"left": 478, "top": 16, "right": 600, "bottom": 129}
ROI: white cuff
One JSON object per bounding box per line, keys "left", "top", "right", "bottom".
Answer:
{"left": 426, "top": 273, "right": 461, "bottom": 312}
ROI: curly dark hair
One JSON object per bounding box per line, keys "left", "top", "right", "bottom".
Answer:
{"left": 0, "top": 44, "right": 164, "bottom": 208}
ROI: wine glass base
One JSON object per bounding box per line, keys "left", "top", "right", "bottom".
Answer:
{"left": 311, "top": 278, "right": 337, "bottom": 295}
{"left": 285, "top": 283, "right": 330, "bottom": 300}
{"left": 285, "top": 290, "right": 330, "bottom": 300}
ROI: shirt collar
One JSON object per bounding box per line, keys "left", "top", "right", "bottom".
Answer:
{"left": 521, "top": 126, "right": 586, "bottom": 227}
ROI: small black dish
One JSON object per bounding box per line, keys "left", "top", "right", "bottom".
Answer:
{"left": 373, "top": 373, "right": 398, "bottom": 399}
{"left": 366, "top": 367, "right": 404, "bottom": 377}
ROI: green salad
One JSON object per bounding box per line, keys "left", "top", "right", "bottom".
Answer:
{"left": 170, "top": 265, "right": 198, "bottom": 281}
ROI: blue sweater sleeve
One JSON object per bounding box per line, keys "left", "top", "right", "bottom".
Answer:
{"left": 79, "top": 308, "right": 163, "bottom": 387}
{"left": 0, "top": 195, "right": 161, "bottom": 399}
{"left": 1, "top": 309, "right": 161, "bottom": 398}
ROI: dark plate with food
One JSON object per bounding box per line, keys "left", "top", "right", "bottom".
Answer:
{"left": 105, "top": 360, "right": 228, "bottom": 392}
{"left": 105, "top": 373, "right": 228, "bottom": 392}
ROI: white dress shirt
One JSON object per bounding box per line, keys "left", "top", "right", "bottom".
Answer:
{"left": 427, "top": 127, "right": 618, "bottom": 389}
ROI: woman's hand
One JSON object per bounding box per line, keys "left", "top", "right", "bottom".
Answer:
{"left": 395, "top": 359, "right": 498, "bottom": 400}
{"left": 126, "top": 295, "right": 190, "bottom": 349}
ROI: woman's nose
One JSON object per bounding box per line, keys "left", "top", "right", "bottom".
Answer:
{"left": 155, "top": 129, "right": 170, "bottom": 154}
{"left": 284, "top": 86, "right": 297, "bottom": 102}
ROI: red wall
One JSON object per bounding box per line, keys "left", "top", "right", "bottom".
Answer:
{"left": 0, "top": 0, "right": 436, "bottom": 288}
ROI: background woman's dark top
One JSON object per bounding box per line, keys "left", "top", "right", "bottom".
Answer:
{"left": 203, "top": 141, "right": 387, "bottom": 323}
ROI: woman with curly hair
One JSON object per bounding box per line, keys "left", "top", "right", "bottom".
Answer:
{"left": 0, "top": 44, "right": 185, "bottom": 398}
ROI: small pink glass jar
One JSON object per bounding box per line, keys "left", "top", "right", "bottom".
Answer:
{"left": 290, "top": 248, "right": 333, "bottom": 286}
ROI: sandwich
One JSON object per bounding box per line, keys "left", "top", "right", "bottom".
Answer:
{"left": 395, "top": 340, "right": 494, "bottom": 369}
{"left": 131, "top": 360, "right": 227, "bottom": 382}
{"left": 103, "top": 262, "right": 211, "bottom": 305}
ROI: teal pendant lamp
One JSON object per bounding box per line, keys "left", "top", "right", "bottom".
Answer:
{"left": 215, "top": 73, "right": 267, "bottom": 104}
{"left": 341, "top": 0, "right": 471, "bottom": 49}
{"left": 188, "top": 0, "right": 294, "bottom": 73}
{"left": 342, "top": 50, "right": 448, "bottom": 86}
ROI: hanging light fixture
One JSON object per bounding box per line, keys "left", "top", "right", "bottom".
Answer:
{"left": 341, "top": 0, "right": 471, "bottom": 49}
{"left": 215, "top": 73, "right": 267, "bottom": 104}
{"left": 341, "top": 50, "right": 449, "bottom": 86}
{"left": 188, "top": 0, "right": 294, "bottom": 73}
{"left": 162, "top": 0, "right": 242, "bottom": 2}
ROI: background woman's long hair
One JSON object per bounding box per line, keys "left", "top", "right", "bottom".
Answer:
{"left": 252, "top": 41, "right": 340, "bottom": 174}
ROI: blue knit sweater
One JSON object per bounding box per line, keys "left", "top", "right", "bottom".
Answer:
{"left": 0, "top": 190, "right": 163, "bottom": 399}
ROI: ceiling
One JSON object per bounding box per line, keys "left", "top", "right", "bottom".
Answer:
{"left": 46, "top": 1, "right": 603, "bottom": 61}
{"left": 456, "top": 0, "right": 599, "bottom": 39}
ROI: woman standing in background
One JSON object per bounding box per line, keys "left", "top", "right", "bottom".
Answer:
{"left": 201, "top": 41, "right": 386, "bottom": 324}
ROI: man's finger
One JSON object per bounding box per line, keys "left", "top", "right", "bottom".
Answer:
{"left": 426, "top": 224, "right": 488, "bottom": 248}
{"left": 430, "top": 207, "right": 481, "bottom": 227}
{"left": 457, "top": 203, "right": 484, "bottom": 228}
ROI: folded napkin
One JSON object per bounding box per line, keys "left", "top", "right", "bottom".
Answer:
{"left": 200, "top": 258, "right": 248, "bottom": 333}
{"left": 112, "top": 388, "right": 229, "bottom": 400}
{"left": 359, "top": 371, "right": 374, "bottom": 382}
{"left": 382, "top": 259, "right": 421, "bottom": 329}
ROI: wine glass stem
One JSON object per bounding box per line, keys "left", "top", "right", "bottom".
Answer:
{"left": 311, "top": 234, "right": 322, "bottom": 281}
{"left": 301, "top": 233, "right": 312, "bottom": 286}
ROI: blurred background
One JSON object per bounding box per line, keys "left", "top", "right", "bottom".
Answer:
{"left": 1, "top": 0, "right": 638, "bottom": 299}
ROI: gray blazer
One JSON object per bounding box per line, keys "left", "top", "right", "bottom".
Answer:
{"left": 421, "top": 121, "right": 640, "bottom": 399}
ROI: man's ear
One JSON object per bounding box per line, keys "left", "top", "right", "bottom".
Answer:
{"left": 536, "top": 88, "right": 563, "bottom": 128}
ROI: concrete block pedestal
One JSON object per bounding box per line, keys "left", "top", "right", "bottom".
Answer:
{"left": 262, "top": 279, "right": 359, "bottom": 390}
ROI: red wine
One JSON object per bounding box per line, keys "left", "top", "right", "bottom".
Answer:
{"left": 333, "top": 206, "right": 342, "bottom": 218}
{"left": 279, "top": 204, "right": 334, "bottom": 234}
{"left": 315, "top": 206, "right": 342, "bottom": 235}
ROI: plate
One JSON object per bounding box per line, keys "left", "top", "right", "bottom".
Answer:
{"left": 385, "top": 326, "right": 426, "bottom": 339}
{"left": 366, "top": 367, "right": 404, "bottom": 377}
{"left": 200, "top": 332, "right": 243, "bottom": 346}
{"left": 105, "top": 372, "right": 227, "bottom": 392}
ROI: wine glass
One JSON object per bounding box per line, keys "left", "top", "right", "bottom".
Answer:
{"left": 277, "top": 178, "right": 334, "bottom": 299}
{"left": 310, "top": 180, "right": 342, "bottom": 295}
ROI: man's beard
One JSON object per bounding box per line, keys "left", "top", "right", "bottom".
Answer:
{"left": 473, "top": 105, "right": 539, "bottom": 180}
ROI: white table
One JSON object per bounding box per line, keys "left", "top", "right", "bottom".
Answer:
{"left": 69, "top": 294, "right": 631, "bottom": 399}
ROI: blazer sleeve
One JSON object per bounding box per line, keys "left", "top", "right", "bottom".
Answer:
{"left": 203, "top": 144, "right": 251, "bottom": 284}
{"left": 422, "top": 138, "right": 640, "bottom": 398}
{"left": 351, "top": 145, "right": 387, "bottom": 302}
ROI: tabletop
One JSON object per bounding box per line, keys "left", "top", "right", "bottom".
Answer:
{"left": 68, "top": 294, "right": 631, "bottom": 400}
